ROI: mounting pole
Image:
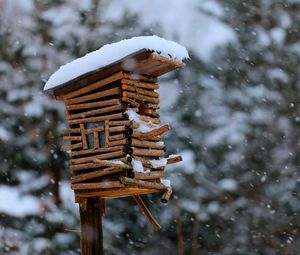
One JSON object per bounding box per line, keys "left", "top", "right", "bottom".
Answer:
{"left": 79, "top": 197, "right": 104, "bottom": 255}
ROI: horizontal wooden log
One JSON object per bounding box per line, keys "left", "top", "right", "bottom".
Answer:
{"left": 63, "top": 71, "right": 124, "bottom": 99}
{"left": 63, "top": 136, "right": 82, "bottom": 142}
{"left": 133, "top": 195, "right": 161, "bottom": 231}
{"left": 70, "top": 146, "right": 123, "bottom": 157}
{"left": 167, "top": 155, "right": 182, "bottom": 165}
{"left": 68, "top": 113, "right": 124, "bottom": 125}
{"left": 123, "top": 91, "right": 159, "bottom": 104}
{"left": 83, "top": 126, "right": 104, "bottom": 134}
{"left": 121, "top": 97, "right": 140, "bottom": 108}
{"left": 71, "top": 150, "right": 125, "bottom": 165}
{"left": 142, "top": 124, "right": 169, "bottom": 138}
{"left": 161, "top": 187, "right": 172, "bottom": 203}
{"left": 138, "top": 115, "right": 160, "bottom": 125}
{"left": 62, "top": 128, "right": 81, "bottom": 134}
{"left": 132, "top": 131, "right": 162, "bottom": 142}
{"left": 68, "top": 104, "right": 123, "bottom": 120}
{"left": 107, "top": 139, "right": 127, "bottom": 147}
{"left": 71, "top": 167, "right": 124, "bottom": 184}
{"left": 108, "top": 126, "right": 126, "bottom": 133}
{"left": 94, "top": 159, "right": 132, "bottom": 169}
{"left": 145, "top": 102, "right": 160, "bottom": 110}
{"left": 71, "top": 181, "right": 124, "bottom": 190}
{"left": 120, "top": 176, "right": 167, "bottom": 190}
{"left": 145, "top": 109, "right": 160, "bottom": 118}
{"left": 121, "top": 79, "right": 159, "bottom": 90}
{"left": 134, "top": 171, "right": 166, "bottom": 180}
{"left": 62, "top": 142, "right": 82, "bottom": 151}
{"left": 71, "top": 158, "right": 131, "bottom": 172}
{"left": 131, "top": 138, "right": 164, "bottom": 150}
{"left": 126, "top": 73, "right": 157, "bottom": 83}
{"left": 66, "top": 87, "right": 120, "bottom": 105}
{"left": 66, "top": 98, "right": 120, "bottom": 111}
{"left": 121, "top": 84, "right": 159, "bottom": 98}
{"left": 108, "top": 133, "right": 125, "bottom": 142}
{"left": 121, "top": 84, "right": 135, "bottom": 92}
{"left": 132, "top": 148, "right": 164, "bottom": 157}
{"left": 75, "top": 187, "right": 159, "bottom": 199}
{"left": 108, "top": 120, "right": 132, "bottom": 126}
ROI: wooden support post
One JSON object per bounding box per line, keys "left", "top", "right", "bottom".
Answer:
{"left": 79, "top": 197, "right": 104, "bottom": 255}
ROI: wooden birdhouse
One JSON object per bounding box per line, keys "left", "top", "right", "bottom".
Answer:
{"left": 44, "top": 36, "right": 188, "bottom": 233}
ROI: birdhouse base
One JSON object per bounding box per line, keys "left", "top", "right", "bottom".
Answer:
{"left": 75, "top": 187, "right": 160, "bottom": 200}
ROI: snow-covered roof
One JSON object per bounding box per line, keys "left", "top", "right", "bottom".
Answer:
{"left": 44, "top": 35, "right": 189, "bottom": 92}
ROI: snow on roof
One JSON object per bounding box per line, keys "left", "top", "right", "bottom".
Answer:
{"left": 44, "top": 35, "right": 189, "bottom": 91}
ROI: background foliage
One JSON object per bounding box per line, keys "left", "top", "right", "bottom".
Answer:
{"left": 1, "top": 0, "right": 300, "bottom": 254}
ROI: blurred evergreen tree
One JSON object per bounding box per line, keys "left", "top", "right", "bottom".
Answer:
{"left": 167, "top": 1, "right": 300, "bottom": 254}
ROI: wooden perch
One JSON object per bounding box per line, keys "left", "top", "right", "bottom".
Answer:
{"left": 133, "top": 195, "right": 161, "bottom": 231}
{"left": 142, "top": 124, "right": 169, "bottom": 139}
{"left": 71, "top": 167, "right": 124, "bottom": 184}
{"left": 161, "top": 187, "right": 172, "bottom": 203}
{"left": 167, "top": 155, "right": 182, "bottom": 165}
{"left": 132, "top": 131, "right": 162, "bottom": 142}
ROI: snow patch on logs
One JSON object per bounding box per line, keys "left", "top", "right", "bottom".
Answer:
{"left": 160, "top": 179, "right": 171, "bottom": 187}
{"left": 149, "top": 158, "right": 167, "bottom": 168}
{"left": 126, "top": 108, "right": 160, "bottom": 133}
{"left": 132, "top": 159, "right": 144, "bottom": 172}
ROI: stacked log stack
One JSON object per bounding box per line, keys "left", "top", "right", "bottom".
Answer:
{"left": 61, "top": 71, "right": 182, "bottom": 206}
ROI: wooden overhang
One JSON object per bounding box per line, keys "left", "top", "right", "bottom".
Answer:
{"left": 45, "top": 49, "right": 185, "bottom": 97}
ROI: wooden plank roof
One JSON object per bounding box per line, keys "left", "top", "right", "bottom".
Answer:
{"left": 46, "top": 49, "right": 185, "bottom": 97}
